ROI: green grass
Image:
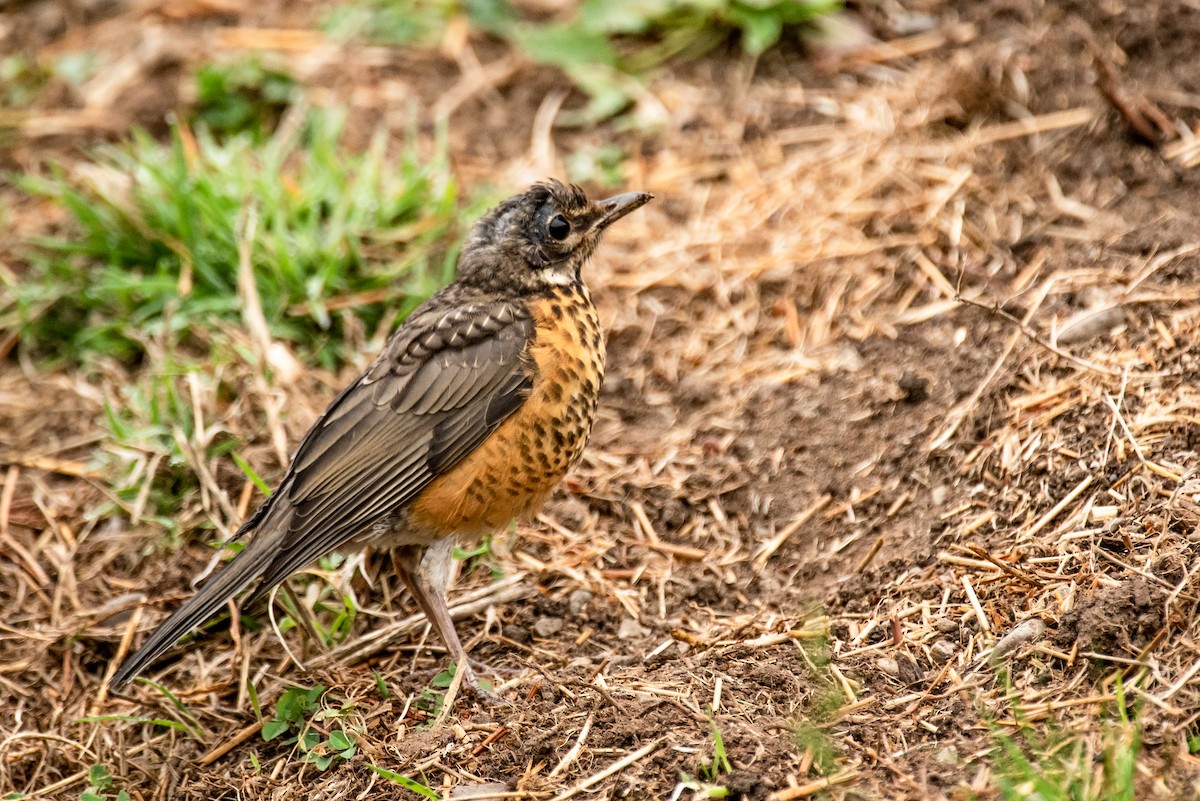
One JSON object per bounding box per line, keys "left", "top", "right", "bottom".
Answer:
{"left": 8, "top": 108, "right": 461, "bottom": 369}
{"left": 984, "top": 678, "right": 1141, "bottom": 801}
{"left": 367, "top": 764, "right": 439, "bottom": 798}
{"left": 194, "top": 59, "right": 296, "bottom": 139}
{"left": 324, "top": 0, "right": 840, "bottom": 123}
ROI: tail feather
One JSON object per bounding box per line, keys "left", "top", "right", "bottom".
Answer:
{"left": 111, "top": 533, "right": 279, "bottom": 686}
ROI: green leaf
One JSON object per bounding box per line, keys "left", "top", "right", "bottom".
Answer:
{"left": 247, "top": 677, "right": 262, "bottom": 724}
{"left": 432, "top": 664, "right": 456, "bottom": 689}
{"left": 511, "top": 23, "right": 619, "bottom": 70}
{"left": 136, "top": 678, "right": 207, "bottom": 738}
{"left": 261, "top": 720, "right": 290, "bottom": 742}
{"left": 300, "top": 729, "right": 322, "bottom": 752}
{"left": 78, "top": 715, "right": 192, "bottom": 735}
{"left": 464, "top": 0, "right": 516, "bottom": 34}
{"left": 232, "top": 453, "right": 272, "bottom": 496}
{"left": 87, "top": 765, "right": 112, "bottom": 790}
{"left": 328, "top": 729, "right": 354, "bottom": 751}
{"left": 726, "top": 4, "right": 784, "bottom": 55}
{"left": 367, "top": 764, "right": 439, "bottom": 798}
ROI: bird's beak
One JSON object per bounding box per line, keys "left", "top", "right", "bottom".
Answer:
{"left": 597, "top": 191, "right": 653, "bottom": 229}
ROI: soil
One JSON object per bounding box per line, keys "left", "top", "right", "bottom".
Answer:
{"left": 4, "top": 0, "right": 1200, "bottom": 799}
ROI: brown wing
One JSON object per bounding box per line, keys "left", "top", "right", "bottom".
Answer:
{"left": 251, "top": 299, "right": 535, "bottom": 590}
{"left": 111, "top": 297, "right": 534, "bottom": 684}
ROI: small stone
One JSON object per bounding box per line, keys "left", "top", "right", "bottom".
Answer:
{"left": 930, "top": 640, "right": 957, "bottom": 663}
{"left": 617, "top": 618, "right": 650, "bottom": 640}
{"left": 533, "top": 616, "right": 565, "bottom": 638}
{"left": 505, "top": 625, "right": 531, "bottom": 644}
{"left": 931, "top": 486, "right": 949, "bottom": 506}
{"left": 991, "top": 618, "right": 1046, "bottom": 660}
{"left": 934, "top": 745, "right": 958, "bottom": 766}
{"left": 935, "top": 618, "right": 959, "bottom": 634}
{"left": 568, "top": 589, "right": 592, "bottom": 614}
{"left": 876, "top": 657, "right": 900, "bottom": 677}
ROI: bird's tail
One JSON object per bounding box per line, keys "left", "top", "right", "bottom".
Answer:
{"left": 110, "top": 527, "right": 281, "bottom": 686}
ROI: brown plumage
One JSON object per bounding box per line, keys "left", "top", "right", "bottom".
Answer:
{"left": 111, "top": 180, "right": 651, "bottom": 691}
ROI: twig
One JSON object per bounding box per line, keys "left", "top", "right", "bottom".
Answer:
{"left": 1093, "top": 47, "right": 1176, "bottom": 144}
{"left": 961, "top": 575, "right": 990, "bottom": 634}
{"left": 310, "top": 573, "right": 533, "bottom": 668}
{"left": 1022, "top": 475, "right": 1094, "bottom": 540}
{"left": 199, "top": 720, "right": 265, "bottom": 766}
{"left": 768, "top": 770, "right": 858, "bottom": 800}
{"left": 548, "top": 739, "right": 661, "bottom": 801}
{"left": 548, "top": 713, "right": 594, "bottom": 778}
{"left": 431, "top": 655, "right": 468, "bottom": 728}
{"left": 928, "top": 281, "right": 1053, "bottom": 449}
{"left": 954, "top": 295, "right": 1125, "bottom": 377}
{"left": 90, "top": 605, "right": 143, "bottom": 716}
{"left": 753, "top": 495, "right": 832, "bottom": 571}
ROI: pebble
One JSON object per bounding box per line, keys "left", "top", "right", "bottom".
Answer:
{"left": 934, "top": 746, "right": 958, "bottom": 766}
{"left": 568, "top": 589, "right": 592, "bottom": 614}
{"left": 877, "top": 657, "right": 900, "bottom": 677}
{"left": 930, "top": 640, "right": 957, "bottom": 663}
{"left": 533, "top": 616, "right": 564, "bottom": 638}
{"left": 617, "top": 618, "right": 650, "bottom": 639}
{"left": 935, "top": 617, "right": 959, "bottom": 634}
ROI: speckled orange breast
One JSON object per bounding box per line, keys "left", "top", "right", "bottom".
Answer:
{"left": 407, "top": 284, "right": 605, "bottom": 535}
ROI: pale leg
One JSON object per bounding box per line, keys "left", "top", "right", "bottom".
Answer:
{"left": 391, "top": 539, "right": 491, "bottom": 696}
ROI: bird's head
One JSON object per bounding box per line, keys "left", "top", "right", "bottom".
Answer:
{"left": 456, "top": 180, "right": 652, "bottom": 294}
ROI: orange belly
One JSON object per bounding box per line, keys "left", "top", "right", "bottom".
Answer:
{"left": 407, "top": 286, "right": 604, "bottom": 535}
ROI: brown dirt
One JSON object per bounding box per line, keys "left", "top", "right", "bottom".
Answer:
{"left": 6, "top": 0, "right": 1200, "bottom": 799}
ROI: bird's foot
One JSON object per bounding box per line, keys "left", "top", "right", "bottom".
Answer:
{"left": 456, "top": 659, "right": 506, "bottom": 705}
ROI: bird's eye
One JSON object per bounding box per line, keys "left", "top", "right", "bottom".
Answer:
{"left": 548, "top": 214, "right": 571, "bottom": 241}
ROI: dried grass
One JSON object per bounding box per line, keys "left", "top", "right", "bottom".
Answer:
{"left": 5, "top": 1, "right": 1200, "bottom": 799}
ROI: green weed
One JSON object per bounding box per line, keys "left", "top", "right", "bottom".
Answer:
{"left": 413, "top": 661, "right": 490, "bottom": 721}
{"left": 262, "top": 684, "right": 359, "bottom": 771}
{"left": 454, "top": 532, "right": 504, "bottom": 580}
{"left": 790, "top": 634, "right": 841, "bottom": 775}
{"left": 323, "top": 0, "right": 465, "bottom": 45}
{"left": 367, "top": 764, "right": 439, "bottom": 798}
{"left": 324, "top": 0, "right": 838, "bottom": 123}
{"left": 9, "top": 109, "right": 459, "bottom": 368}
{"left": 985, "top": 677, "right": 1141, "bottom": 801}
{"left": 194, "top": 59, "right": 296, "bottom": 138}
{"left": 79, "top": 765, "right": 129, "bottom": 801}
{"left": 276, "top": 578, "right": 359, "bottom": 648}
{"left": 95, "top": 367, "right": 215, "bottom": 536}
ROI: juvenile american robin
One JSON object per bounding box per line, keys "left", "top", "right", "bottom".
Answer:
{"left": 111, "top": 180, "right": 652, "bottom": 691}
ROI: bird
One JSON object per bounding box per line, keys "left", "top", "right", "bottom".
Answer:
{"left": 111, "top": 180, "right": 652, "bottom": 692}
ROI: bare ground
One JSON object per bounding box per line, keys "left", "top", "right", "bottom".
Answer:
{"left": 5, "top": 0, "right": 1200, "bottom": 798}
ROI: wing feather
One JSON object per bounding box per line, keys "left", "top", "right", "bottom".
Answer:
{"left": 112, "top": 294, "right": 537, "bottom": 682}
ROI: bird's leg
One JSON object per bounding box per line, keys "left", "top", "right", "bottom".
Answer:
{"left": 391, "top": 541, "right": 495, "bottom": 699}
